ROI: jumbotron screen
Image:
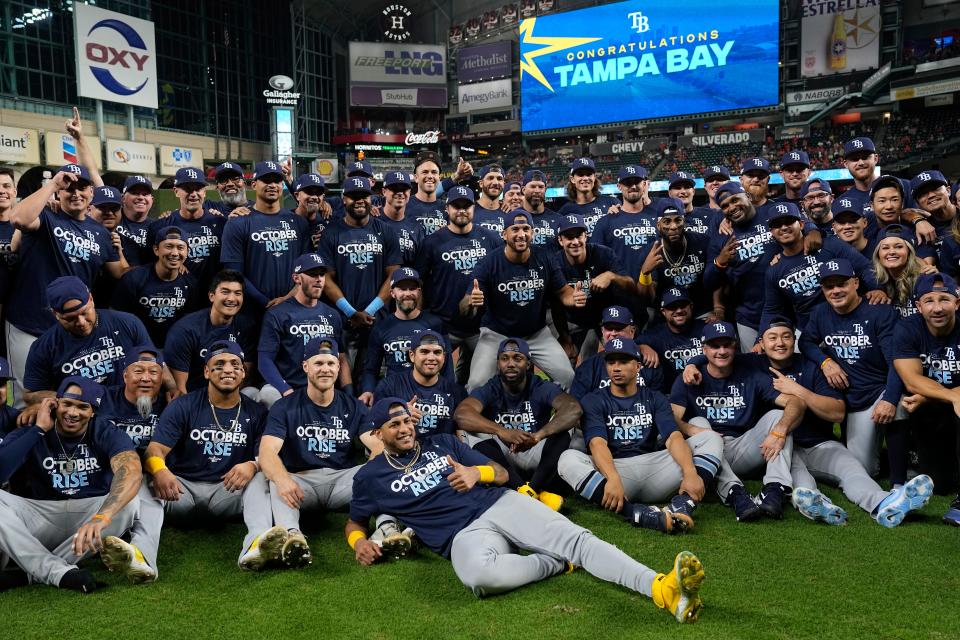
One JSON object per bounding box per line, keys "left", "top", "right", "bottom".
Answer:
{"left": 519, "top": 0, "right": 780, "bottom": 132}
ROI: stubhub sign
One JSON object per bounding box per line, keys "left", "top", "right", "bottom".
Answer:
{"left": 74, "top": 4, "right": 158, "bottom": 109}
{"left": 519, "top": 0, "right": 778, "bottom": 132}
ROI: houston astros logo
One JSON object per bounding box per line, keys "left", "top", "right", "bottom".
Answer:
{"left": 519, "top": 18, "right": 600, "bottom": 92}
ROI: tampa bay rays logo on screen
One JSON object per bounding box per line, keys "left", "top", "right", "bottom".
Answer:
{"left": 85, "top": 18, "right": 151, "bottom": 96}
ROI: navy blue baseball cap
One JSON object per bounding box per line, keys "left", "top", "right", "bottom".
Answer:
{"left": 910, "top": 170, "right": 948, "bottom": 199}
{"left": 47, "top": 276, "right": 90, "bottom": 314}
{"left": 767, "top": 201, "right": 803, "bottom": 227}
{"left": 818, "top": 259, "right": 856, "bottom": 281}
{"left": 523, "top": 169, "right": 547, "bottom": 185}
{"left": 715, "top": 181, "right": 746, "bottom": 203}
{"left": 570, "top": 157, "right": 596, "bottom": 174}
{"left": 831, "top": 196, "right": 863, "bottom": 218}
{"left": 869, "top": 175, "right": 905, "bottom": 200}
{"left": 799, "top": 178, "right": 832, "bottom": 199}
{"left": 446, "top": 185, "right": 475, "bottom": 205}
{"left": 479, "top": 164, "right": 504, "bottom": 178}
{"left": 123, "top": 345, "right": 164, "bottom": 370}
{"left": 703, "top": 165, "right": 730, "bottom": 181}
{"left": 292, "top": 173, "right": 326, "bottom": 193}
{"left": 253, "top": 161, "right": 284, "bottom": 180}
{"left": 877, "top": 223, "right": 915, "bottom": 246}
{"left": 759, "top": 315, "right": 795, "bottom": 337}
{"left": 412, "top": 330, "right": 445, "bottom": 349}
{"left": 91, "top": 186, "right": 121, "bottom": 207}
{"left": 661, "top": 287, "right": 692, "bottom": 308}
{"left": 914, "top": 272, "right": 960, "bottom": 300}
{"left": 779, "top": 150, "right": 810, "bottom": 169}
{"left": 557, "top": 214, "right": 587, "bottom": 234}
{"left": 292, "top": 253, "right": 329, "bottom": 275}
{"left": 618, "top": 165, "right": 649, "bottom": 181}
{"left": 505, "top": 209, "right": 534, "bottom": 228}
{"left": 383, "top": 170, "right": 411, "bottom": 189}
{"left": 154, "top": 225, "right": 189, "bottom": 245}
{"left": 343, "top": 176, "right": 373, "bottom": 196}
{"left": 174, "top": 167, "right": 206, "bottom": 187}
{"left": 57, "top": 163, "right": 92, "bottom": 185}
{"left": 742, "top": 157, "right": 770, "bottom": 176}
{"left": 843, "top": 137, "right": 876, "bottom": 157}
{"left": 668, "top": 171, "right": 696, "bottom": 188}
{"left": 0, "top": 356, "right": 10, "bottom": 380}
{"left": 56, "top": 376, "right": 104, "bottom": 408}
{"left": 122, "top": 175, "right": 153, "bottom": 193}
{"left": 602, "top": 337, "right": 640, "bottom": 360}
{"left": 651, "top": 197, "right": 685, "bottom": 218}
{"left": 303, "top": 336, "right": 340, "bottom": 361}
{"left": 369, "top": 397, "right": 411, "bottom": 429}
{"left": 214, "top": 162, "right": 243, "bottom": 180}
{"left": 205, "top": 339, "right": 244, "bottom": 363}
{"left": 505, "top": 181, "right": 522, "bottom": 192}
{"left": 701, "top": 321, "right": 737, "bottom": 344}
{"left": 601, "top": 305, "right": 633, "bottom": 327}
{"left": 390, "top": 267, "right": 422, "bottom": 287}
{"left": 347, "top": 160, "right": 373, "bottom": 177}
{"left": 498, "top": 337, "right": 530, "bottom": 357}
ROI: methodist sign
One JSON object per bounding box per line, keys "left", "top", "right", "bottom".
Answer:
{"left": 74, "top": 4, "right": 158, "bottom": 108}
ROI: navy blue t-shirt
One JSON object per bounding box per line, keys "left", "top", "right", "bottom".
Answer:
{"left": 258, "top": 298, "right": 344, "bottom": 390}
{"left": 221, "top": 209, "right": 310, "bottom": 303}
{"left": 8, "top": 208, "right": 119, "bottom": 335}
{"left": 473, "top": 205, "right": 505, "bottom": 235}
{"left": 638, "top": 320, "right": 706, "bottom": 391}
{"left": 0, "top": 219, "right": 19, "bottom": 302}
{"left": 571, "top": 351, "right": 664, "bottom": 396}
{"left": 636, "top": 232, "right": 711, "bottom": 315}
{"left": 360, "top": 312, "right": 450, "bottom": 394}
{"left": 317, "top": 217, "right": 402, "bottom": 313}
{"left": 350, "top": 433, "right": 506, "bottom": 558}
{"left": 687, "top": 206, "right": 718, "bottom": 235}
{"left": 115, "top": 215, "right": 152, "bottom": 266}
{"left": 558, "top": 195, "right": 619, "bottom": 237}
{"left": 263, "top": 389, "right": 368, "bottom": 472}
{"left": 581, "top": 386, "right": 677, "bottom": 458}
{"left": 768, "top": 358, "right": 842, "bottom": 448}
{"left": 405, "top": 196, "right": 447, "bottom": 236}
{"left": 528, "top": 209, "right": 563, "bottom": 253}
{"left": 0, "top": 405, "right": 21, "bottom": 445}
{"left": 892, "top": 313, "right": 960, "bottom": 389}
{"left": 100, "top": 384, "right": 167, "bottom": 452}
{"left": 469, "top": 374, "right": 561, "bottom": 434}
{"left": 591, "top": 210, "right": 659, "bottom": 278}
{"left": 471, "top": 249, "right": 567, "bottom": 337}
{"left": 147, "top": 212, "right": 226, "bottom": 291}
{"left": 669, "top": 361, "right": 780, "bottom": 437}
{"left": 151, "top": 389, "right": 266, "bottom": 483}
{"left": 379, "top": 214, "right": 426, "bottom": 266}
{"left": 111, "top": 265, "right": 200, "bottom": 346}
{"left": 375, "top": 370, "right": 466, "bottom": 437}
{"left": 24, "top": 309, "right": 152, "bottom": 391}
{"left": 556, "top": 243, "right": 625, "bottom": 331}
{"left": 164, "top": 309, "right": 258, "bottom": 391}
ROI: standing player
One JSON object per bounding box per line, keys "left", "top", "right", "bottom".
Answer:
{"left": 638, "top": 289, "right": 706, "bottom": 392}
{"left": 474, "top": 164, "right": 506, "bottom": 234}
{"left": 799, "top": 178, "right": 835, "bottom": 235}
{"left": 518, "top": 170, "right": 563, "bottom": 252}
{"left": 739, "top": 158, "right": 774, "bottom": 211}
{"left": 347, "top": 398, "right": 707, "bottom": 623}
{"left": 116, "top": 175, "right": 155, "bottom": 266}
{"left": 912, "top": 170, "right": 956, "bottom": 246}
{"left": 290, "top": 173, "right": 332, "bottom": 250}
{"left": 866, "top": 176, "right": 936, "bottom": 252}
{"left": 0, "top": 167, "right": 19, "bottom": 316}
{"left": 667, "top": 171, "right": 711, "bottom": 235}
{"left": 558, "top": 157, "right": 619, "bottom": 236}
{"left": 592, "top": 166, "right": 658, "bottom": 279}
{"left": 100, "top": 347, "right": 167, "bottom": 453}
{"left": 839, "top": 137, "right": 915, "bottom": 215}
{"left": 378, "top": 171, "right": 424, "bottom": 266}
{"left": 455, "top": 338, "right": 580, "bottom": 510}
{"left": 701, "top": 166, "right": 730, "bottom": 212}
{"left": 206, "top": 162, "right": 253, "bottom": 216}
{"left": 405, "top": 151, "right": 449, "bottom": 236}
{"left": 774, "top": 151, "right": 812, "bottom": 205}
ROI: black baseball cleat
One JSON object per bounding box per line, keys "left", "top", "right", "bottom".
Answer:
{"left": 757, "top": 483, "right": 787, "bottom": 520}
{"left": 0, "top": 568, "right": 29, "bottom": 592}
{"left": 664, "top": 494, "right": 697, "bottom": 533}
{"left": 727, "top": 484, "right": 761, "bottom": 522}
{"left": 630, "top": 504, "right": 687, "bottom": 533}
{"left": 58, "top": 568, "right": 98, "bottom": 593}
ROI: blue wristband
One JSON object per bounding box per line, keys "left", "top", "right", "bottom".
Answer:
{"left": 364, "top": 298, "right": 385, "bottom": 316}
{"left": 336, "top": 298, "right": 358, "bottom": 317}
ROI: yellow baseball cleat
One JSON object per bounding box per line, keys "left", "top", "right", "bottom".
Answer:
{"left": 239, "top": 526, "right": 288, "bottom": 571}
{"left": 538, "top": 490, "right": 564, "bottom": 511}
{"left": 651, "top": 551, "right": 705, "bottom": 623}
{"left": 517, "top": 484, "right": 539, "bottom": 499}
{"left": 101, "top": 536, "right": 157, "bottom": 584}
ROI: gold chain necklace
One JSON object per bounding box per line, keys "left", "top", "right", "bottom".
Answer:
{"left": 54, "top": 428, "right": 88, "bottom": 474}
{"left": 383, "top": 442, "right": 421, "bottom": 474}
{"left": 662, "top": 236, "right": 688, "bottom": 269}
{"left": 209, "top": 401, "right": 242, "bottom": 432}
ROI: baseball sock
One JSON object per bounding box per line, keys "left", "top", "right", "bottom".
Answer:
{"left": 692, "top": 452, "right": 720, "bottom": 488}
{"left": 575, "top": 470, "right": 640, "bottom": 521}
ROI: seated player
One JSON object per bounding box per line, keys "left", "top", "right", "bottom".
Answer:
{"left": 0, "top": 378, "right": 141, "bottom": 592}
{"left": 637, "top": 289, "right": 707, "bottom": 392}
{"left": 0, "top": 357, "right": 20, "bottom": 444}
{"left": 571, "top": 306, "right": 663, "bottom": 396}
{"left": 559, "top": 339, "right": 723, "bottom": 533}
{"left": 99, "top": 346, "right": 166, "bottom": 453}
{"left": 346, "top": 398, "right": 707, "bottom": 624}
{"left": 454, "top": 338, "right": 580, "bottom": 511}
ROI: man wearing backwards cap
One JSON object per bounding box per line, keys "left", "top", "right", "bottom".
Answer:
{"left": 346, "top": 398, "right": 707, "bottom": 624}
{"left": 473, "top": 163, "right": 507, "bottom": 235}
{"left": 462, "top": 209, "right": 587, "bottom": 392}
{"left": 23, "top": 276, "right": 152, "bottom": 406}
{"left": 258, "top": 254, "right": 348, "bottom": 409}
{"left": 124, "top": 340, "right": 273, "bottom": 581}
{"left": 558, "top": 157, "right": 620, "bottom": 236}
{"left": 257, "top": 338, "right": 381, "bottom": 569}
{"left": 518, "top": 169, "right": 564, "bottom": 251}
{"left": 560, "top": 338, "right": 724, "bottom": 534}
{"left": 378, "top": 170, "right": 424, "bottom": 266}
{"left": 455, "top": 337, "right": 580, "bottom": 511}
{"left": 111, "top": 225, "right": 200, "bottom": 347}
{"left": 0, "top": 377, "right": 141, "bottom": 592}
{"left": 592, "top": 166, "right": 659, "bottom": 279}
{"left": 894, "top": 272, "right": 960, "bottom": 524}
{"left": 99, "top": 346, "right": 167, "bottom": 453}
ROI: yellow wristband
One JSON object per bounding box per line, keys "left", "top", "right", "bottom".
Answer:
{"left": 638, "top": 272, "right": 653, "bottom": 286}
{"left": 476, "top": 465, "right": 495, "bottom": 483}
{"left": 347, "top": 531, "right": 367, "bottom": 550}
{"left": 144, "top": 456, "right": 168, "bottom": 475}
{"left": 770, "top": 431, "right": 786, "bottom": 440}
{"left": 91, "top": 513, "right": 112, "bottom": 525}
{"left": 819, "top": 358, "right": 833, "bottom": 370}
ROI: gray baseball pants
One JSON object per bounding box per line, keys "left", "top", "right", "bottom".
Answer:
{"left": 450, "top": 491, "right": 657, "bottom": 598}
{"left": 448, "top": 332, "right": 480, "bottom": 386}
{"left": 467, "top": 326, "right": 575, "bottom": 392}
{"left": 846, "top": 394, "right": 908, "bottom": 477}
{"left": 4, "top": 320, "right": 36, "bottom": 409}
{"left": 790, "top": 441, "right": 889, "bottom": 513}
{"left": 270, "top": 466, "right": 360, "bottom": 531}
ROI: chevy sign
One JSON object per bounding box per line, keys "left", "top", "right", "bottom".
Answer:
{"left": 74, "top": 4, "right": 158, "bottom": 109}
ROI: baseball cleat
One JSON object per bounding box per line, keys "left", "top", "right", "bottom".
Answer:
{"left": 58, "top": 568, "right": 98, "bottom": 593}
{"left": 664, "top": 494, "right": 697, "bottom": 533}
{"left": 726, "top": 485, "right": 761, "bottom": 522}
{"left": 875, "top": 474, "right": 934, "bottom": 528}
{"left": 944, "top": 495, "right": 960, "bottom": 527}
{"left": 791, "top": 487, "right": 847, "bottom": 525}
{"left": 538, "top": 490, "right": 564, "bottom": 511}
{"left": 630, "top": 505, "right": 687, "bottom": 534}
{"left": 239, "top": 526, "right": 288, "bottom": 571}
{"left": 517, "top": 484, "right": 539, "bottom": 499}
{"left": 757, "top": 483, "right": 786, "bottom": 520}
{"left": 101, "top": 536, "right": 157, "bottom": 583}
{"left": 281, "top": 531, "right": 312, "bottom": 568}
{"left": 652, "top": 551, "right": 705, "bottom": 623}
{"left": 370, "top": 520, "right": 412, "bottom": 559}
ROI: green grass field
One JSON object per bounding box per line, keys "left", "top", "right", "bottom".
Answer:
{"left": 4, "top": 484, "right": 959, "bottom": 640}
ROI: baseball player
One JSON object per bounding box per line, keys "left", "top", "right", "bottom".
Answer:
{"left": 378, "top": 171, "right": 425, "bottom": 266}
{"left": 462, "top": 210, "right": 586, "bottom": 391}
{"left": 738, "top": 157, "right": 775, "bottom": 210}
{"left": 774, "top": 151, "right": 812, "bottom": 205}
{"left": 111, "top": 226, "right": 200, "bottom": 346}
{"left": 99, "top": 347, "right": 167, "bottom": 453}
{"left": 116, "top": 175, "right": 155, "bottom": 266}
{"left": 671, "top": 321, "right": 804, "bottom": 521}
{"left": 290, "top": 173, "right": 334, "bottom": 250}
{"left": 0, "top": 377, "right": 141, "bottom": 592}
{"left": 830, "top": 197, "right": 875, "bottom": 258}
{"left": 911, "top": 170, "right": 956, "bottom": 246}
{"left": 0, "top": 167, "right": 19, "bottom": 314}
{"left": 518, "top": 170, "right": 563, "bottom": 252}
{"left": 120, "top": 340, "right": 274, "bottom": 580}
{"left": 205, "top": 162, "right": 254, "bottom": 216}
{"left": 455, "top": 338, "right": 579, "bottom": 510}
{"left": 667, "top": 171, "right": 712, "bottom": 235}
{"left": 164, "top": 270, "right": 258, "bottom": 395}
{"left": 473, "top": 164, "right": 507, "bottom": 234}
{"left": 592, "top": 166, "right": 658, "bottom": 279}
{"left": 0, "top": 357, "right": 20, "bottom": 443}
{"left": 560, "top": 338, "right": 724, "bottom": 533}
{"left": 637, "top": 288, "right": 707, "bottom": 392}
{"left": 558, "top": 157, "right": 619, "bottom": 236}
{"left": 839, "top": 137, "right": 916, "bottom": 215}
{"left": 258, "top": 338, "right": 379, "bottom": 568}
{"left": 502, "top": 181, "right": 523, "bottom": 211}
{"left": 701, "top": 166, "right": 730, "bottom": 212}
{"left": 406, "top": 151, "right": 452, "bottom": 236}
{"left": 258, "top": 254, "right": 348, "bottom": 408}
{"left": 798, "top": 178, "right": 835, "bottom": 236}
{"left": 866, "top": 175, "right": 936, "bottom": 252}
{"left": 571, "top": 306, "right": 664, "bottom": 397}
{"left": 346, "top": 398, "right": 707, "bottom": 623}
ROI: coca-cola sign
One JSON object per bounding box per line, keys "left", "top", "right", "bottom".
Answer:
{"left": 404, "top": 130, "right": 441, "bottom": 145}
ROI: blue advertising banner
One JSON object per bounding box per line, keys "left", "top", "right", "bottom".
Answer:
{"left": 519, "top": 0, "right": 780, "bottom": 132}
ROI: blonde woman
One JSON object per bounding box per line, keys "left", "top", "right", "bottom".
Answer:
{"left": 871, "top": 224, "right": 936, "bottom": 318}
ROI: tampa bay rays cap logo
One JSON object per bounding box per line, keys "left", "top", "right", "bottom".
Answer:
{"left": 826, "top": 261, "right": 839, "bottom": 271}
{"left": 669, "top": 288, "right": 682, "bottom": 297}
{"left": 266, "top": 161, "right": 278, "bottom": 171}
{"left": 713, "top": 323, "right": 726, "bottom": 333}
{"left": 608, "top": 308, "right": 620, "bottom": 318}
{"left": 611, "top": 338, "right": 624, "bottom": 349}
{"left": 222, "top": 162, "right": 234, "bottom": 170}
{"left": 751, "top": 159, "right": 763, "bottom": 167}
{"left": 776, "top": 204, "right": 788, "bottom": 214}
{"left": 351, "top": 178, "right": 364, "bottom": 189}
{"left": 65, "top": 164, "right": 82, "bottom": 174}
{"left": 840, "top": 199, "right": 852, "bottom": 208}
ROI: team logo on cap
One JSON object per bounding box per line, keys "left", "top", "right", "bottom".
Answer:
{"left": 826, "top": 261, "right": 839, "bottom": 270}
{"left": 264, "top": 161, "right": 279, "bottom": 171}
{"left": 917, "top": 172, "right": 931, "bottom": 182}
{"left": 850, "top": 139, "right": 864, "bottom": 149}
{"left": 712, "top": 323, "right": 727, "bottom": 333}
{"left": 348, "top": 178, "right": 366, "bottom": 190}
{"left": 775, "top": 204, "right": 789, "bottom": 214}
{"left": 668, "top": 288, "right": 682, "bottom": 296}
{"left": 611, "top": 338, "right": 625, "bottom": 349}
{"left": 65, "top": 164, "right": 82, "bottom": 175}
{"left": 840, "top": 199, "right": 852, "bottom": 208}
{"left": 788, "top": 152, "right": 801, "bottom": 161}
